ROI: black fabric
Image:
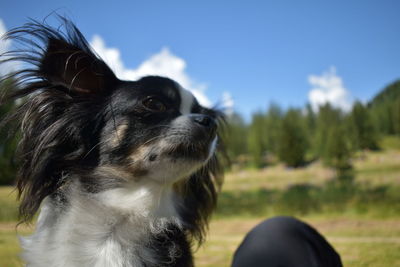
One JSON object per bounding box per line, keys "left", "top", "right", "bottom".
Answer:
{"left": 232, "top": 216, "right": 342, "bottom": 267}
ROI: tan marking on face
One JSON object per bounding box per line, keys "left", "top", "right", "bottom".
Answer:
{"left": 111, "top": 124, "right": 129, "bottom": 146}
{"left": 95, "top": 164, "right": 149, "bottom": 183}
{"left": 94, "top": 165, "right": 133, "bottom": 182}
{"left": 126, "top": 145, "right": 153, "bottom": 181}
{"left": 128, "top": 145, "right": 151, "bottom": 162}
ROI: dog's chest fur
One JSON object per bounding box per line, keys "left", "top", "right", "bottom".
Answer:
{"left": 20, "top": 181, "right": 193, "bottom": 267}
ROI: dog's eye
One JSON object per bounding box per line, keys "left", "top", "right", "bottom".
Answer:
{"left": 142, "top": 97, "right": 167, "bottom": 112}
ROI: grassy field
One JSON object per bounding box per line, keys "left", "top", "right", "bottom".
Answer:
{"left": 1, "top": 147, "right": 400, "bottom": 266}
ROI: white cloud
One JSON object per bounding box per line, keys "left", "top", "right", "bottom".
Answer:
{"left": 308, "top": 66, "right": 353, "bottom": 112}
{"left": 0, "top": 19, "right": 8, "bottom": 53}
{"left": 221, "top": 91, "right": 234, "bottom": 115}
{"left": 0, "top": 18, "right": 17, "bottom": 76}
{"left": 90, "top": 35, "right": 211, "bottom": 107}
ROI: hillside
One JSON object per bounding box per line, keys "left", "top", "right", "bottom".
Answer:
{"left": 369, "top": 79, "right": 400, "bottom": 106}
{"left": 368, "top": 79, "right": 400, "bottom": 135}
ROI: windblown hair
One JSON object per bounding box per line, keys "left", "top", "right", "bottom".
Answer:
{"left": 1, "top": 17, "right": 117, "bottom": 222}
{"left": 174, "top": 156, "right": 224, "bottom": 243}
{"left": 0, "top": 17, "right": 224, "bottom": 248}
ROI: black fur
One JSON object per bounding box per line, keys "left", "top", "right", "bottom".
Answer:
{"left": 0, "top": 16, "right": 224, "bottom": 255}
{"left": 147, "top": 224, "right": 194, "bottom": 267}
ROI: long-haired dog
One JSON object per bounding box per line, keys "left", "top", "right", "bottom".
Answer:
{"left": 0, "top": 17, "right": 223, "bottom": 267}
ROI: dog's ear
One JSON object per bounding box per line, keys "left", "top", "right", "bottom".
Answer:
{"left": 40, "top": 38, "right": 119, "bottom": 95}
{"left": 1, "top": 18, "right": 123, "bottom": 222}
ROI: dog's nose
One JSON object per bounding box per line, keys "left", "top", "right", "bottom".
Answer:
{"left": 190, "top": 114, "right": 217, "bottom": 129}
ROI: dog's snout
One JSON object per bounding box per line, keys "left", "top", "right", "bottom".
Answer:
{"left": 191, "top": 114, "right": 216, "bottom": 129}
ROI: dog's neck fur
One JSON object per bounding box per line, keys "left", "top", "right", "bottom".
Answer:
{"left": 20, "top": 176, "right": 193, "bottom": 267}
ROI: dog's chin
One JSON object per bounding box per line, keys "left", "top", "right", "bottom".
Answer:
{"left": 162, "top": 128, "right": 218, "bottom": 159}
{"left": 125, "top": 136, "right": 217, "bottom": 184}
{"left": 164, "top": 143, "right": 210, "bottom": 161}
{"left": 166, "top": 134, "right": 218, "bottom": 161}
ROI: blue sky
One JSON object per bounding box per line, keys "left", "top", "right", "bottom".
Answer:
{"left": 1, "top": 0, "right": 399, "bottom": 119}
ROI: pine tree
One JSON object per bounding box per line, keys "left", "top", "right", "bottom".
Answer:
{"left": 277, "top": 109, "right": 308, "bottom": 167}
{"left": 224, "top": 113, "right": 248, "bottom": 161}
{"left": 324, "top": 125, "right": 352, "bottom": 170}
{"left": 305, "top": 103, "right": 316, "bottom": 136}
{"left": 264, "top": 103, "right": 283, "bottom": 155}
{"left": 348, "top": 101, "right": 378, "bottom": 150}
{"left": 314, "top": 104, "right": 342, "bottom": 158}
{"left": 248, "top": 111, "right": 267, "bottom": 167}
{"left": 392, "top": 98, "right": 400, "bottom": 135}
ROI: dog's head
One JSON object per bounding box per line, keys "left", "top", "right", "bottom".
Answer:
{"left": 1, "top": 17, "right": 224, "bottom": 242}
{"left": 99, "top": 76, "right": 219, "bottom": 184}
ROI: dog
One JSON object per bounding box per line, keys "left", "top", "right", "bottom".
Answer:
{"left": 0, "top": 17, "right": 224, "bottom": 267}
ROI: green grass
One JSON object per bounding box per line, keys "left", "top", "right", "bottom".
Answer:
{"left": 1, "top": 148, "right": 400, "bottom": 266}
{"left": 216, "top": 182, "right": 400, "bottom": 218}
{"left": 0, "top": 187, "right": 19, "bottom": 222}
{"left": 379, "top": 135, "right": 400, "bottom": 150}
{"left": 0, "top": 225, "right": 30, "bottom": 267}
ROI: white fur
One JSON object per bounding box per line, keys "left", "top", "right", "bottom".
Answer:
{"left": 178, "top": 85, "right": 195, "bottom": 115}
{"left": 208, "top": 136, "right": 218, "bottom": 160}
{"left": 19, "top": 86, "right": 216, "bottom": 267}
{"left": 20, "top": 180, "right": 182, "bottom": 267}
